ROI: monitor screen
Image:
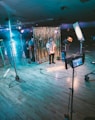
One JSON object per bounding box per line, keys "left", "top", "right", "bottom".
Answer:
{"left": 72, "top": 57, "right": 83, "bottom": 68}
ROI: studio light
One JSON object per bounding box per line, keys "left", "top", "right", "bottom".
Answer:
{"left": 21, "top": 29, "right": 24, "bottom": 33}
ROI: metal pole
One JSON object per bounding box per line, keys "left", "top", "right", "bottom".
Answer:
{"left": 70, "top": 68, "right": 74, "bottom": 120}
{"left": 8, "top": 19, "right": 20, "bottom": 81}
{"left": 0, "top": 46, "right": 5, "bottom": 66}
{"left": 80, "top": 41, "right": 83, "bottom": 54}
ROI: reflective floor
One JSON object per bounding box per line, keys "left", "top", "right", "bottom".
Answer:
{"left": 0, "top": 47, "right": 95, "bottom": 120}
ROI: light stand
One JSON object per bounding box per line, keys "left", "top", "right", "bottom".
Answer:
{"left": 73, "top": 22, "right": 85, "bottom": 55}
{"left": 80, "top": 41, "right": 84, "bottom": 55}
{"left": 20, "top": 33, "right": 25, "bottom": 64}
{"left": 64, "top": 55, "right": 84, "bottom": 120}
{"left": 8, "top": 19, "right": 20, "bottom": 81}
{"left": 70, "top": 67, "right": 74, "bottom": 120}
{"left": 64, "top": 67, "right": 75, "bottom": 120}
{"left": 0, "top": 45, "right": 5, "bottom": 66}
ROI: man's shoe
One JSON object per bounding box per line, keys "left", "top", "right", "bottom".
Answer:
{"left": 52, "top": 62, "right": 55, "bottom": 64}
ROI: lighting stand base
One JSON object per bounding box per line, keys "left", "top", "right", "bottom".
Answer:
{"left": 15, "top": 75, "right": 20, "bottom": 81}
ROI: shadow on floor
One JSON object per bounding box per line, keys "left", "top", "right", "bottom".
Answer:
{"left": 84, "top": 117, "right": 95, "bottom": 120}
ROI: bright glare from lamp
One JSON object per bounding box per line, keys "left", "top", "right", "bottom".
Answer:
{"left": 75, "top": 26, "right": 83, "bottom": 40}
{"left": 18, "top": 26, "right": 22, "bottom": 30}
{"left": 21, "top": 29, "right": 24, "bottom": 33}
{"left": 11, "top": 39, "right": 16, "bottom": 56}
{"left": 6, "top": 28, "right": 9, "bottom": 31}
{"left": 54, "top": 30, "right": 58, "bottom": 34}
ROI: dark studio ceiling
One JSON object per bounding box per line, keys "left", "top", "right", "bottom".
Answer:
{"left": 0, "top": 0, "right": 95, "bottom": 28}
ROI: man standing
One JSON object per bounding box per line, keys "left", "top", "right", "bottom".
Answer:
{"left": 46, "top": 37, "right": 56, "bottom": 64}
{"left": 29, "top": 36, "right": 35, "bottom": 62}
{"left": 24, "top": 40, "right": 31, "bottom": 63}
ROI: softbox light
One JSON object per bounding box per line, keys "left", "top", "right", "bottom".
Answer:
{"left": 73, "top": 22, "right": 85, "bottom": 41}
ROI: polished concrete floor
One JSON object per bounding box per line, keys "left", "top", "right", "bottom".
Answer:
{"left": 0, "top": 46, "right": 95, "bottom": 120}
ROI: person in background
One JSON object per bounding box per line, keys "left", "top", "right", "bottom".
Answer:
{"left": 24, "top": 40, "right": 31, "bottom": 63}
{"left": 64, "top": 36, "right": 73, "bottom": 51}
{"left": 46, "top": 37, "right": 56, "bottom": 64}
{"left": 29, "top": 36, "right": 35, "bottom": 62}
